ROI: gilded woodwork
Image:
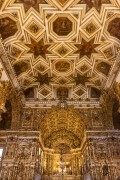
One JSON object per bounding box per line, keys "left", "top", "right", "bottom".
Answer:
{"left": 39, "top": 107, "right": 85, "bottom": 149}
{"left": 0, "top": 0, "right": 120, "bottom": 179}
{"left": 0, "top": 68, "right": 9, "bottom": 114}
{"left": 0, "top": 132, "right": 41, "bottom": 180}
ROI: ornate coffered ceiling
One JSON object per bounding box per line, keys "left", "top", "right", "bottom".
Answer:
{"left": 0, "top": 0, "right": 120, "bottom": 100}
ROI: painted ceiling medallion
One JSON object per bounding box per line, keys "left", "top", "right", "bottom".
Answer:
{"left": 55, "top": 61, "right": 70, "bottom": 73}
{"left": 48, "top": 13, "right": 77, "bottom": 41}
{"left": 75, "top": 39, "right": 99, "bottom": 59}
{"left": 26, "top": 38, "right": 51, "bottom": 59}
{"left": 53, "top": 17, "right": 72, "bottom": 36}
{"left": 0, "top": 17, "right": 18, "bottom": 39}
{"left": 78, "top": 0, "right": 111, "bottom": 12}
{"left": 107, "top": 17, "right": 120, "bottom": 40}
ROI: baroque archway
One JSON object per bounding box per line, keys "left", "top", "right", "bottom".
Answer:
{"left": 39, "top": 107, "right": 86, "bottom": 177}
{"left": 39, "top": 107, "right": 85, "bottom": 150}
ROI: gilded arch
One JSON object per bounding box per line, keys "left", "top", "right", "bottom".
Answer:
{"left": 39, "top": 107, "right": 85, "bottom": 151}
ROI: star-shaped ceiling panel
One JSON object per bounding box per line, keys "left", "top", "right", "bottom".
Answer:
{"left": 74, "top": 39, "right": 99, "bottom": 59}
{"left": 0, "top": 0, "right": 120, "bottom": 100}
{"left": 26, "top": 38, "right": 51, "bottom": 59}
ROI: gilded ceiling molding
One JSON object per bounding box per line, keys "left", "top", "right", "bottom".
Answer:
{"left": 0, "top": 37, "right": 21, "bottom": 90}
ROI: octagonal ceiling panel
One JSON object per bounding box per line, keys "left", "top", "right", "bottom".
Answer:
{"left": 0, "top": 0, "right": 120, "bottom": 100}
{"left": 47, "top": 13, "right": 78, "bottom": 41}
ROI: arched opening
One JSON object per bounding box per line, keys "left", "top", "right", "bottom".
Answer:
{"left": 39, "top": 107, "right": 86, "bottom": 179}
